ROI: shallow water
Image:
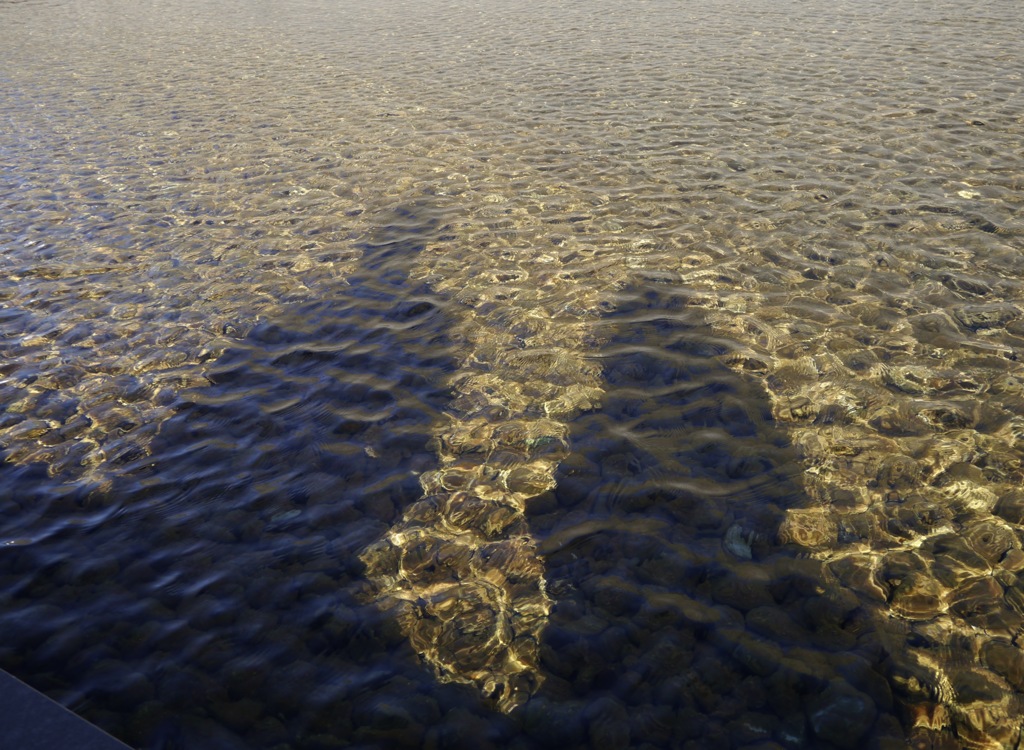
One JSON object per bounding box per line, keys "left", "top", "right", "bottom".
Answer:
{"left": 2, "top": 0, "right": 1024, "bottom": 747}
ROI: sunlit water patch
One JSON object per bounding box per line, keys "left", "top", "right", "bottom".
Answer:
{"left": 2, "top": 0, "right": 1024, "bottom": 748}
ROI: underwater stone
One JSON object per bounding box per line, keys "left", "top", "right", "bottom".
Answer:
{"left": 731, "top": 633, "right": 783, "bottom": 678}
{"left": 888, "top": 570, "right": 947, "bottom": 620}
{"left": 584, "top": 695, "right": 630, "bottom": 750}
{"left": 952, "top": 302, "right": 1020, "bottom": 331}
{"left": 523, "top": 698, "right": 585, "bottom": 748}
{"left": 948, "top": 577, "right": 1005, "bottom": 627}
{"left": 962, "top": 520, "right": 1017, "bottom": 567}
{"left": 777, "top": 507, "right": 837, "bottom": 548}
{"left": 708, "top": 568, "right": 775, "bottom": 612}
{"left": 214, "top": 697, "right": 264, "bottom": 734}
{"left": 980, "top": 640, "right": 1024, "bottom": 691}
{"left": 745, "top": 607, "right": 806, "bottom": 645}
{"left": 993, "top": 489, "right": 1024, "bottom": 524}
{"left": 828, "top": 556, "right": 885, "bottom": 603}
{"left": 875, "top": 455, "right": 921, "bottom": 488}
{"left": 945, "top": 667, "right": 1019, "bottom": 749}
{"left": 806, "top": 680, "right": 878, "bottom": 749}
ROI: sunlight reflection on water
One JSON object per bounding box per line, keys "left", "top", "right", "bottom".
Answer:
{"left": 1, "top": 0, "right": 1024, "bottom": 747}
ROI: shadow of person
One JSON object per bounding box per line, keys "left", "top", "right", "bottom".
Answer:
{"left": 0, "top": 202, "right": 462, "bottom": 750}
{"left": 527, "top": 278, "right": 909, "bottom": 749}
{"left": 4, "top": 191, "right": 1019, "bottom": 750}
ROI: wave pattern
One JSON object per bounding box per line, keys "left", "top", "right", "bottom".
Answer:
{"left": 1, "top": 0, "right": 1024, "bottom": 747}
{"left": 361, "top": 195, "right": 615, "bottom": 709}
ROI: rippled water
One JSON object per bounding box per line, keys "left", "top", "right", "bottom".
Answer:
{"left": 2, "top": 0, "right": 1024, "bottom": 747}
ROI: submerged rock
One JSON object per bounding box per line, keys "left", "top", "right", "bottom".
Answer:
{"left": 806, "top": 680, "right": 878, "bottom": 749}
{"left": 777, "top": 508, "right": 836, "bottom": 549}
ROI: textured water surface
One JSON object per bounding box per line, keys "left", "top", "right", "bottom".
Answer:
{"left": 2, "top": 0, "right": 1024, "bottom": 748}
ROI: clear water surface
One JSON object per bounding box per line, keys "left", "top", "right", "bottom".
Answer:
{"left": 2, "top": 1, "right": 1024, "bottom": 748}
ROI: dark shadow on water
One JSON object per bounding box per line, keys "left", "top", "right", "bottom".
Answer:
{"left": 524, "top": 280, "right": 907, "bottom": 749}
{"left": 0, "top": 219, "right": 913, "bottom": 749}
{"left": 0, "top": 202, "right": 470, "bottom": 750}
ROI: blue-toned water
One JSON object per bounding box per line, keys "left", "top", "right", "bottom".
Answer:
{"left": 2, "top": 1, "right": 1024, "bottom": 747}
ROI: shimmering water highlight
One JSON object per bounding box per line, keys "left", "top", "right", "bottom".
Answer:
{"left": 2, "top": 0, "right": 1024, "bottom": 748}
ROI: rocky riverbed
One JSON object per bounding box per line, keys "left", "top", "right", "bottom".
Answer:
{"left": 2, "top": 0, "right": 1023, "bottom": 747}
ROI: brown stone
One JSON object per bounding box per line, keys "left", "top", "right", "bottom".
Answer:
{"left": 777, "top": 507, "right": 836, "bottom": 548}
{"left": 948, "top": 576, "right": 1004, "bottom": 628}
{"left": 889, "top": 572, "right": 945, "bottom": 621}
{"left": 994, "top": 489, "right": 1024, "bottom": 524}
